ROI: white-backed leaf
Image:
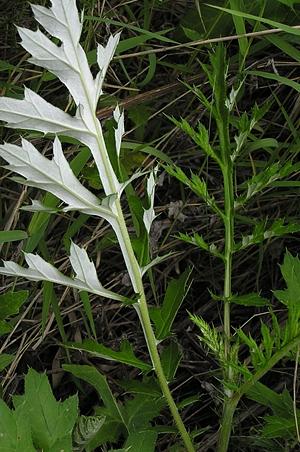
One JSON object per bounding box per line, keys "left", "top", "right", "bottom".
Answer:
{"left": 0, "top": 87, "right": 87, "bottom": 135}
{"left": 69, "top": 242, "right": 104, "bottom": 292}
{"left": 96, "top": 33, "right": 121, "bottom": 98}
{"left": 0, "top": 137, "right": 116, "bottom": 221}
{"left": 0, "top": 90, "right": 120, "bottom": 195}
{"left": 23, "top": 1, "right": 97, "bottom": 117}
{"left": 32, "top": 0, "right": 82, "bottom": 43}
{"left": 0, "top": 0, "right": 122, "bottom": 197}
{"left": 143, "top": 167, "right": 158, "bottom": 234}
{"left": 113, "top": 104, "right": 124, "bottom": 158}
{"left": 0, "top": 252, "right": 125, "bottom": 302}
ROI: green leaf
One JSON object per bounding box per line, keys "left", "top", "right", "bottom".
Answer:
{"left": 0, "top": 320, "right": 12, "bottom": 335}
{"left": 120, "top": 377, "right": 162, "bottom": 398}
{"left": 236, "top": 161, "right": 299, "bottom": 206}
{"left": 80, "top": 415, "right": 123, "bottom": 449}
{"left": 0, "top": 399, "right": 35, "bottom": 451}
{"left": 42, "top": 282, "right": 67, "bottom": 342}
{"left": 123, "top": 394, "right": 165, "bottom": 432}
{"left": 0, "top": 353, "right": 14, "bottom": 372}
{"left": 0, "top": 290, "right": 28, "bottom": 320}
{"left": 266, "top": 33, "right": 300, "bottom": 63}
{"left": 169, "top": 117, "right": 220, "bottom": 163}
{"left": 165, "top": 165, "right": 223, "bottom": 216}
{"left": 246, "top": 382, "right": 294, "bottom": 418}
{"left": 230, "top": 293, "right": 270, "bottom": 307}
{"left": 246, "top": 138, "right": 279, "bottom": 153}
{"left": 261, "top": 416, "right": 298, "bottom": 439}
{"left": 161, "top": 341, "right": 182, "bottom": 382}
{"left": 13, "top": 368, "right": 78, "bottom": 451}
{"left": 209, "top": 4, "right": 300, "bottom": 37}
{"left": 73, "top": 415, "right": 106, "bottom": 452}
{"left": 79, "top": 291, "right": 97, "bottom": 339}
{"left": 84, "top": 17, "right": 177, "bottom": 45}
{"left": 273, "top": 0, "right": 300, "bottom": 7}
{"left": 150, "top": 268, "right": 192, "bottom": 340}
{"left": 238, "top": 329, "right": 266, "bottom": 370}
{"left": 124, "top": 430, "right": 158, "bottom": 452}
{"left": 235, "top": 219, "right": 300, "bottom": 251}
{"left": 178, "top": 232, "right": 224, "bottom": 260}
{"left": 229, "top": 0, "right": 248, "bottom": 59}
{"left": 274, "top": 251, "right": 300, "bottom": 342}
{"left": 0, "top": 230, "right": 28, "bottom": 244}
{"left": 65, "top": 339, "right": 152, "bottom": 372}
{"left": 63, "top": 364, "right": 124, "bottom": 422}
{"left": 250, "top": 70, "right": 300, "bottom": 94}
{"left": 121, "top": 141, "right": 173, "bottom": 165}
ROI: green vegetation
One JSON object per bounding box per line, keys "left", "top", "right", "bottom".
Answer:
{"left": 1, "top": 0, "right": 300, "bottom": 450}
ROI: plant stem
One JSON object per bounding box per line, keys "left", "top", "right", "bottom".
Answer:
{"left": 217, "top": 161, "right": 235, "bottom": 452}
{"left": 222, "top": 163, "right": 235, "bottom": 388}
{"left": 115, "top": 200, "right": 195, "bottom": 452}
{"left": 217, "top": 398, "right": 239, "bottom": 452}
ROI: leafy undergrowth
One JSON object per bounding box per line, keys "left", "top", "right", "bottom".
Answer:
{"left": 1, "top": 0, "right": 300, "bottom": 451}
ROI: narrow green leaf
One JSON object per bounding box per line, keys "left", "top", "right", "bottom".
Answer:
{"left": 79, "top": 292, "right": 97, "bottom": 339}
{"left": 229, "top": 0, "right": 248, "bottom": 58}
{"left": 84, "top": 17, "right": 177, "bottom": 44}
{"left": 65, "top": 340, "right": 152, "bottom": 372}
{"left": 139, "top": 53, "right": 157, "bottom": 88}
{"left": 250, "top": 70, "right": 300, "bottom": 93}
{"left": 209, "top": 4, "right": 300, "bottom": 37}
{"left": 150, "top": 268, "right": 192, "bottom": 340}
{"left": 161, "top": 341, "right": 182, "bottom": 382}
{"left": 230, "top": 293, "right": 270, "bottom": 307}
{"left": 63, "top": 364, "right": 124, "bottom": 423}
{"left": 266, "top": 33, "right": 300, "bottom": 63}
{"left": 0, "top": 230, "right": 28, "bottom": 244}
{"left": 42, "top": 282, "right": 67, "bottom": 342}
{"left": 261, "top": 416, "right": 297, "bottom": 439}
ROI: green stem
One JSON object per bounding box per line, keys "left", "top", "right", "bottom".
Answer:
{"left": 217, "top": 162, "right": 235, "bottom": 452}
{"left": 222, "top": 163, "right": 235, "bottom": 386}
{"left": 217, "top": 398, "right": 238, "bottom": 452}
{"left": 115, "top": 201, "right": 195, "bottom": 452}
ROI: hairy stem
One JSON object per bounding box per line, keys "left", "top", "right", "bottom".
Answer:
{"left": 218, "top": 161, "right": 235, "bottom": 452}
{"left": 222, "top": 163, "right": 235, "bottom": 387}
{"left": 217, "top": 398, "right": 238, "bottom": 452}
